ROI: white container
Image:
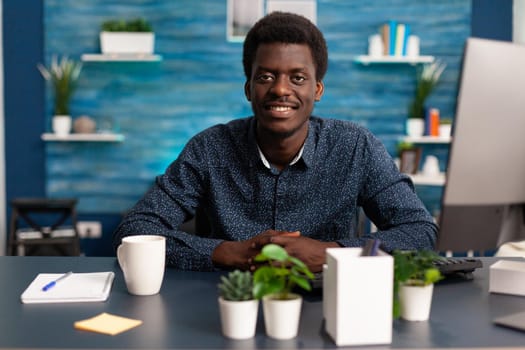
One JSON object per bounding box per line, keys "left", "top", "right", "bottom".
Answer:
{"left": 324, "top": 248, "right": 393, "bottom": 346}
{"left": 52, "top": 115, "right": 72, "bottom": 137}
{"left": 489, "top": 260, "right": 525, "bottom": 296}
{"left": 100, "top": 32, "right": 155, "bottom": 54}
{"left": 406, "top": 35, "right": 420, "bottom": 57}
{"left": 262, "top": 293, "right": 302, "bottom": 340}
{"left": 406, "top": 118, "right": 425, "bottom": 137}
{"left": 398, "top": 284, "right": 434, "bottom": 321}
{"left": 218, "top": 297, "right": 259, "bottom": 339}
{"left": 368, "top": 34, "right": 384, "bottom": 57}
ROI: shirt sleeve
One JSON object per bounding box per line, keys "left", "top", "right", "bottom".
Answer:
{"left": 337, "top": 129, "right": 438, "bottom": 251}
{"left": 112, "top": 136, "right": 224, "bottom": 271}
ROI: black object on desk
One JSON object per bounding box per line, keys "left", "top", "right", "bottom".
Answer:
{"left": 7, "top": 198, "right": 81, "bottom": 256}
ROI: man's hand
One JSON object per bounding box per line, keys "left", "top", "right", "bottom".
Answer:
{"left": 211, "top": 230, "right": 295, "bottom": 270}
{"left": 269, "top": 235, "right": 339, "bottom": 272}
{"left": 212, "top": 230, "right": 339, "bottom": 272}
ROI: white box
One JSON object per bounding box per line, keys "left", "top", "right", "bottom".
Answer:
{"left": 100, "top": 32, "right": 155, "bottom": 54}
{"left": 324, "top": 248, "right": 393, "bottom": 346}
{"left": 489, "top": 260, "right": 525, "bottom": 296}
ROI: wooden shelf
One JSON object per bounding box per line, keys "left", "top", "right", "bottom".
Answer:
{"left": 81, "top": 53, "right": 162, "bottom": 62}
{"left": 402, "top": 135, "right": 451, "bottom": 144}
{"left": 354, "top": 55, "right": 435, "bottom": 65}
{"left": 409, "top": 172, "right": 446, "bottom": 186}
{"left": 41, "top": 133, "right": 125, "bottom": 142}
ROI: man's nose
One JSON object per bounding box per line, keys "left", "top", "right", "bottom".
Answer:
{"left": 270, "top": 76, "right": 292, "bottom": 96}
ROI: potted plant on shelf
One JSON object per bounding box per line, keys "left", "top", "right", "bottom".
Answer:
{"left": 217, "top": 269, "right": 258, "bottom": 340}
{"left": 393, "top": 250, "right": 443, "bottom": 321}
{"left": 439, "top": 117, "right": 453, "bottom": 138}
{"left": 37, "top": 55, "right": 82, "bottom": 137}
{"left": 253, "top": 244, "right": 314, "bottom": 340}
{"left": 407, "top": 60, "right": 446, "bottom": 137}
{"left": 100, "top": 18, "right": 155, "bottom": 55}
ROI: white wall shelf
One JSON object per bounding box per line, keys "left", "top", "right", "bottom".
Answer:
{"left": 81, "top": 53, "right": 162, "bottom": 62}
{"left": 41, "top": 133, "right": 125, "bottom": 142}
{"left": 354, "top": 55, "right": 435, "bottom": 65}
{"left": 409, "top": 172, "right": 446, "bottom": 186}
{"left": 402, "top": 135, "right": 451, "bottom": 144}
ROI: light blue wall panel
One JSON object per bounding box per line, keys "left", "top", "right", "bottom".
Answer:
{"left": 43, "top": 0, "right": 471, "bottom": 213}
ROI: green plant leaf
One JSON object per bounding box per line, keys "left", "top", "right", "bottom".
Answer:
{"left": 261, "top": 244, "right": 289, "bottom": 261}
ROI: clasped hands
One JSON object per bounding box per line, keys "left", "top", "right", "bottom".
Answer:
{"left": 211, "top": 229, "right": 339, "bottom": 273}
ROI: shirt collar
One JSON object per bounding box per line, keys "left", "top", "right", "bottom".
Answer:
{"left": 253, "top": 118, "right": 316, "bottom": 169}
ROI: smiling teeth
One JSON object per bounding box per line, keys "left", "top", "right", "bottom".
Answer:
{"left": 270, "top": 106, "right": 292, "bottom": 111}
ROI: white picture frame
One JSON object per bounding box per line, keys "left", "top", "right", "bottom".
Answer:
{"left": 266, "top": 0, "right": 317, "bottom": 24}
{"left": 227, "top": 0, "right": 264, "bottom": 42}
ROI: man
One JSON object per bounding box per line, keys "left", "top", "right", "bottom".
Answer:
{"left": 113, "top": 12, "right": 437, "bottom": 272}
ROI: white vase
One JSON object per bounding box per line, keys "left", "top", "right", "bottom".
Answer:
{"left": 218, "top": 297, "right": 259, "bottom": 339}
{"left": 406, "top": 118, "right": 425, "bottom": 137}
{"left": 399, "top": 284, "right": 434, "bottom": 321}
{"left": 262, "top": 293, "right": 302, "bottom": 340}
{"left": 439, "top": 124, "right": 452, "bottom": 138}
{"left": 100, "top": 32, "right": 155, "bottom": 54}
{"left": 52, "top": 115, "right": 72, "bottom": 137}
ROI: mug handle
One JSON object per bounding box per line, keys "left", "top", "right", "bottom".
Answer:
{"left": 117, "top": 244, "right": 126, "bottom": 273}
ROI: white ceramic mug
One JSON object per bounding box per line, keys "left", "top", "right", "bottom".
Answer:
{"left": 117, "top": 235, "right": 166, "bottom": 296}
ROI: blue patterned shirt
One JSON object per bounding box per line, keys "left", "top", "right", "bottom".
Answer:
{"left": 113, "top": 117, "right": 437, "bottom": 270}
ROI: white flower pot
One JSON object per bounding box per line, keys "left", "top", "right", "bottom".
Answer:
{"left": 52, "top": 115, "right": 72, "bottom": 137}
{"left": 262, "top": 293, "right": 302, "bottom": 340}
{"left": 218, "top": 297, "right": 259, "bottom": 339}
{"left": 406, "top": 118, "right": 425, "bottom": 137}
{"left": 100, "top": 32, "right": 154, "bottom": 54}
{"left": 399, "top": 284, "right": 434, "bottom": 321}
{"left": 439, "top": 124, "right": 452, "bottom": 138}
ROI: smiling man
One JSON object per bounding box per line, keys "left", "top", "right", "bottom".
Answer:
{"left": 113, "top": 12, "right": 437, "bottom": 272}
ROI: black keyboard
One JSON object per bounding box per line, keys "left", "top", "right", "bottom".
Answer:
{"left": 310, "top": 257, "right": 483, "bottom": 289}
{"left": 433, "top": 257, "right": 483, "bottom": 279}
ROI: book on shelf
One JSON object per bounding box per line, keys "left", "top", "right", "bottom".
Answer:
{"left": 377, "top": 21, "right": 414, "bottom": 58}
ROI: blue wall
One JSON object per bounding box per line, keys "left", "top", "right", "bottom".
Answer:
{"left": 3, "top": 0, "right": 512, "bottom": 256}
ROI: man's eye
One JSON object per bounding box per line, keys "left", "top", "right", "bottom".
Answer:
{"left": 293, "top": 76, "right": 306, "bottom": 83}
{"left": 256, "top": 74, "right": 273, "bottom": 82}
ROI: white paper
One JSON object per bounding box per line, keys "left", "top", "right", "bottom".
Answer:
{"left": 20, "top": 272, "right": 114, "bottom": 303}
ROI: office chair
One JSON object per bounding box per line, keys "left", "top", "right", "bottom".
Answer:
{"left": 7, "top": 198, "right": 81, "bottom": 256}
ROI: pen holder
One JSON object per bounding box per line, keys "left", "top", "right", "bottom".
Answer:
{"left": 324, "top": 248, "right": 393, "bottom": 346}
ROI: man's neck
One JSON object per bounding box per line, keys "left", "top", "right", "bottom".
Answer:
{"left": 256, "top": 129, "right": 307, "bottom": 171}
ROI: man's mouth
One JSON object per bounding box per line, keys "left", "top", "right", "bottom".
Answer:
{"left": 268, "top": 106, "right": 293, "bottom": 112}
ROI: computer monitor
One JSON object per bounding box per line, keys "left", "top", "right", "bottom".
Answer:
{"left": 436, "top": 37, "right": 525, "bottom": 254}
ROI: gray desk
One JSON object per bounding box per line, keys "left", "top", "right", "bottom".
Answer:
{"left": 1, "top": 256, "right": 524, "bottom": 349}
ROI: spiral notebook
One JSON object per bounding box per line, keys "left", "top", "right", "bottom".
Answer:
{"left": 20, "top": 272, "right": 115, "bottom": 304}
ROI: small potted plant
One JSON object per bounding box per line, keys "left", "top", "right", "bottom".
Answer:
{"left": 439, "top": 117, "right": 453, "bottom": 138}
{"left": 407, "top": 60, "right": 446, "bottom": 137}
{"left": 253, "top": 244, "right": 314, "bottom": 340}
{"left": 393, "top": 250, "right": 443, "bottom": 321}
{"left": 37, "top": 55, "right": 82, "bottom": 136}
{"left": 217, "top": 270, "right": 258, "bottom": 339}
{"left": 100, "top": 18, "right": 155, "bottom": 55}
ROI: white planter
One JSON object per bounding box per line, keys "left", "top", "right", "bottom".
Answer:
{"left": 100, "top": 32, "right": 155, "bottom": 54}
{"left": 262, "top": 293, "right": 302, "bottom": 340}
{"left": 439, "top": 124, "right": 452, "bottom": 138}
{"left": 218, "top": 297, "right": 259, "bottom": 339}
{"left": 52, "top": 115, "right": 72, "bottom": 137}
{"left": 406, "top": 118, "right": 425, "bottom": 137}
{"left": 399, "top": 284, "right": 434, "bottom": 321}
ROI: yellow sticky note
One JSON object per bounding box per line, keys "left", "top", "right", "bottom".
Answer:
{"left": 74, "top": 312, "right": 142, "bottom": 336}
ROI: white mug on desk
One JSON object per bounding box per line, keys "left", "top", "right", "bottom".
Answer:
{"left": 117, "top": 235, "right": 166, "bottom": 296}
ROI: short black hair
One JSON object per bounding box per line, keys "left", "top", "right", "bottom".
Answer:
{"left": 242, "top": 11, "right": 328, "bottom": 81}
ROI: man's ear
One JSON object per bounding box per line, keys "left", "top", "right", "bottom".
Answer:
{"left": 244, "top": 81, "right": 251, "bottom": 101}
{"left": 315, "top": 81, "right": 325, "bottom": 102}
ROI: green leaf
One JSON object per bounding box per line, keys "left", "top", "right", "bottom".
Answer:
{"left": 261, "top": 244, "right": 289, "bottom": 261}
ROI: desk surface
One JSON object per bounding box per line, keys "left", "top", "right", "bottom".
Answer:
{"left": 1, "top": 256, "right": 525, "bottom": 349}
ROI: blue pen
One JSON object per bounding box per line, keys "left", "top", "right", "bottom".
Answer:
{"left": 42, "top": 271, "right": 73, "bottom": 291}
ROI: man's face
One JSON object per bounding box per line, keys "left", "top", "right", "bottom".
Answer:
{"left": 244, "top": 43, "right": 324, "bottom": 138}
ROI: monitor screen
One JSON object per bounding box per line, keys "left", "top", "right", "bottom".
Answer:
{"left": 436, "top": 37, "right": 525, "bottom": 254}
